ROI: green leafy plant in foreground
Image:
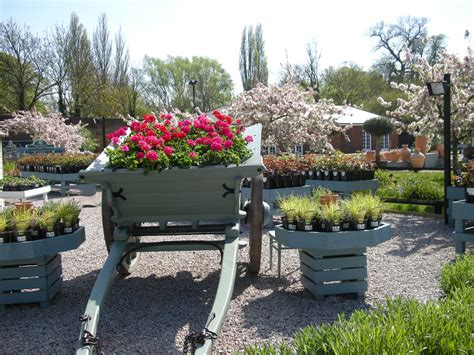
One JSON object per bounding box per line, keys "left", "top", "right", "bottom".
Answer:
{"left": 243, "top": 256, "right": 474, "bottom": 354}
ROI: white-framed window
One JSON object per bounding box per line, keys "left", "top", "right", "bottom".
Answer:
{"left": 381, "top": 134, "right": 390, "bottom": 150}
{"left": 362, "top": 130, "right": 372, "bottom": 151}
{"left": 291, "top": 144, "right": 304, "bottom": 155}
{"left": 262, "top": 145, "right": 277, "bottom": 156}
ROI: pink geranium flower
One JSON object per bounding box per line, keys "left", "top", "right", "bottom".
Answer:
{"left": 189, "top": 151, "right": 198, "bottom": 158}
{"left": 244, "top": 135, "right": 253, "bottom": 143}
{"left": 211, "top": 141, "right": 223, "bottom": 151}
{"left": 163, "top": 146, "right": 173, "bottom": 156}
{"left": 119, "top": 145, "right": 129, "bottom": 152}
{"left": 136, "top": 152, "right": 145, "bottom": 159}
{"left": 146, "top": 150, "right": 158, "bottom": 161}
{"left": 187, "top": 139, "right": 196, "bottom": 147}
{"left": 224, "top": 140, "right": 233, "bottom": 149}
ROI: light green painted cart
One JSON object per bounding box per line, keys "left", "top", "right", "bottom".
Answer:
{"left": 75, "top": 124, "right": 268, "bottom": 354}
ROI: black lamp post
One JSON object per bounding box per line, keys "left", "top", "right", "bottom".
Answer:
{"left": 188, "top": 79, "right": 197, "bottom": 109}
{"left": 426, "top": 73, "right": 451, "bottom": 224}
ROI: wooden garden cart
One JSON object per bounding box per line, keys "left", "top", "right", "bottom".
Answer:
{"left": 75, "top": 124, "right": 268, "bottom": 354}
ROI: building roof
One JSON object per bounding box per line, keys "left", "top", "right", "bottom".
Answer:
{"left": 334, "top": 106, "right": 381, "bottom": 125}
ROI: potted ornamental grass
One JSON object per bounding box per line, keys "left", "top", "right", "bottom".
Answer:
{"left": 343, "top": 197, "right": 367, "bottom": 230}
{"left": 13, "top": 209, "right": 34, "bottom": 242}
{"left": 0, "top": 211, "right": 11, "bottom": 243}
{"left": 363, "top": 194, "right": 384, "bottom": 228}
{"left": 320, "top": 201, "right": 343, "bottom": 232}
{"left": 58, "top": 200, "right": 81, "bottom": 234}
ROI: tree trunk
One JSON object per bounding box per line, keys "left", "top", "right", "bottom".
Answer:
{"left": 374, "top": 136, "right": 381, "bottom": 162}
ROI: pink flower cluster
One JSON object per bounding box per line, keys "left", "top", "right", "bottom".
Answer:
{"left": 105, "top": 111, "right": 253, "bottom": 170}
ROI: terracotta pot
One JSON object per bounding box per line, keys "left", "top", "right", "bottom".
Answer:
{"left": 365, "top": 150, "right": 375, "bottom": 162}
{"left": 410, "top": 149, "right": 425, "bottom": 168}
{"left": 14, "top": 201, "right": 33, "bottom": 212}
{"left": 415, "top": 135, "right": 428, "bottom": 154}
{"left": 436, "top": 144, "right": 444, "bottom": 159}
{"left": 390, "top": 150, "right": 400, "bottom": 162}
{"left": 400, "top": 144, "right": 411, "bottom": 162}
{"left": 319, "top": 194, "right": 338, "bottom": 206}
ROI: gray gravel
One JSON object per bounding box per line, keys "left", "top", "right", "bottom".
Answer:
{"left": 0, "top": 191, "right": 465, "bottom": 353}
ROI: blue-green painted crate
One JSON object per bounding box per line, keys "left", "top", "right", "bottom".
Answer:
{"left": 274, "top": 223, "right": 391, "bottom": 250}
{"left": 452, "top": 200, "right": 474, "bottom": 254}
{"left": 0, "top": 254, "right": 62, "bottom": 307}
{"left": 299, "top": 248, "right": 368, "bottom": 299}
{"left": 0, "top": 227, "right": 85, "bottom": 307}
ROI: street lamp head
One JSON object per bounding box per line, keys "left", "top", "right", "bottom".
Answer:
{"left": 188, "top": 80, "right": 198, "bottom": 85}
{"left": 426, "top": 81, "right": 446, "bottom": 96}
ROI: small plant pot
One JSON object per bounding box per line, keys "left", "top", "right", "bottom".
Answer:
{"left": 325, "top": 221, "right": 341, "bottom": 232}
{"left": 296, "top": 219, "right": 313, "bottom": 231}
{"left": 351, "top": 220, "right": 367, "bottom": 230}
{"left": 319, "top": 194, "right": 338, "bottom": 206}
{"left": 315, "top": 170, "right": 323, "bottom": 180}
{"left": 283, "top": 174, "right": 292, "bottom": 188}
{"left": 299, "top": 173, "right": 306, "bottom": 186}
{"left": 15, "top": 202, "right": 34, "bottom": 212}
{"left": 341, "top": 220, "right": 351, "bottom": 231}
{"left": 339, "top": 171, "right": 349, "bottom": 181}
{"left": 331, "top": 171, "right": 340, "bottom": 181}
{"left": 54, "top": 222, "right": 65, "bottom": 236}
{"left": 30, "top": 227, "right": 42, "bottom": 240}
{"left": 63, "top": 223, "right": 75, "bottom": 234}
{"left": 466, "top": 188, "right": 474, "bottom": 203}
{"left": 0, "top": 231, "right": 12, "bottom": 243}
{"left": 275, "top": 174, "right": 285, "bottom": 188}
{"left": 322, "top": 170, "right": 331, "bottom": 180}
{"left": 16, "top": 231, "right": 28, "bottom": 242}
{"left": 367, "top": 218, "right": 381, "bottom": 229}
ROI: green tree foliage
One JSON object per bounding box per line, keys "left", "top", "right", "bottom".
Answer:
{"left": 65, "top": 13, "right": 95, "bottom": 117}
{"left": 320, "top": 64, "right": 401, "bottom": 115}
{"left": 0, "top": 20, "right": 55, "bottom": 111}
{"left": 142, "top": 55, "right": 233, "bottom": 113}
{"left": 239, "top": 23, "right": 268, "bottom": 91}
{"left": 369, "top": 16, "right": 447, "bottom": 81}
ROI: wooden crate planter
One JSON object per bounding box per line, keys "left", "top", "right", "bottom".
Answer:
{"left": 452, "top": 200, "right": 474, "bottom": 254}
{"left": 273, "top": 223, "right": 391, "bottom": 299}
{"left": 0, "top": 227, "right": 85, "bottom": 307}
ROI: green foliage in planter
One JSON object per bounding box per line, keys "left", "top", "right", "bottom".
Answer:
{"left": 14, "top": 209, "right": 34, "bottom": 234}
{"left": 343, "top": 197, "right": 366, "bottom": 223}
{"left": 17, "top": 152, "right": 97, "bottom": 169}
{"left": 321, "top": 202, "right": 342, "bottom": 225}
{"left": 440, "top": 253, "right": 474, "bottom": 297}
{"left": 0, "top": 211, "right": 10, "bottom": 232}
{"left": 0, "top": 176, "right": 48, "bottom": 188}
{"left": 57, "top": 200, "right": 81, "bottom": 225}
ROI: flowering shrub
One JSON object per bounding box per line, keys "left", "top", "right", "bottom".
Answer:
{"left": 105, "top": 111, "right": 253, "bottom": 171}
{"left": 229, "top": 83, "right": 348, "bottom": 152}
{"left": 0, "top": 111, "right": 86, "bottom": 152}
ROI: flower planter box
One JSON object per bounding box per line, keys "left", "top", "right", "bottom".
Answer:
{"left": 306, "top": 179, "right": 379, "bottom": 198}
{"left": 452, "top": 200, "right": 474, "bottom": 254}
{"left": 272, "top": 223, "right": 391, "bottom": 299}
{"left": 0, "top": 227, "right": 85, "bottom": 307}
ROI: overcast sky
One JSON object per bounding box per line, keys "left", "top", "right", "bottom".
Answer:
{"left": 1, "top": 0, "right": 472, "bottom": 93}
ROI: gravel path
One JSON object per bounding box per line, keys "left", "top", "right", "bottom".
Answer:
{"left": 0, "top": 191, "right": 463, "bottom": 353}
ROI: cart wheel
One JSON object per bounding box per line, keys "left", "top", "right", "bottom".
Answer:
{"left": 248, "top": 174, "right": 263, "bottom": 273}
{"left": 102, "top": 188, "right": 141, "bottom": 275}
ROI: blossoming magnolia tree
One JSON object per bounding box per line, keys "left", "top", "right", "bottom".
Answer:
{"left": 0, "top": 111, "right": 86, "bottom": 152}
{"left": 229, "top": 83, "right": 346, "bottom": 152}
{"left": 378, "top": 47, "right": 474, "bottom": 168}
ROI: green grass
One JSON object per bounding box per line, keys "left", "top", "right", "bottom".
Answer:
{"left": 243, "top": 256, "right": 474, "bottom": 354}
{"left": 440, "top": 253, "right": 474, "bottom": 297}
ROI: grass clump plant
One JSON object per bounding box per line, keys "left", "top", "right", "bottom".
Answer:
{"left": 243, "top": 255, "right": 474, "bottom": 354}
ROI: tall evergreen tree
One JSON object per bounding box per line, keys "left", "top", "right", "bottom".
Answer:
{"left": 239, "top": 23, "right": 268, "bottom": 91}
